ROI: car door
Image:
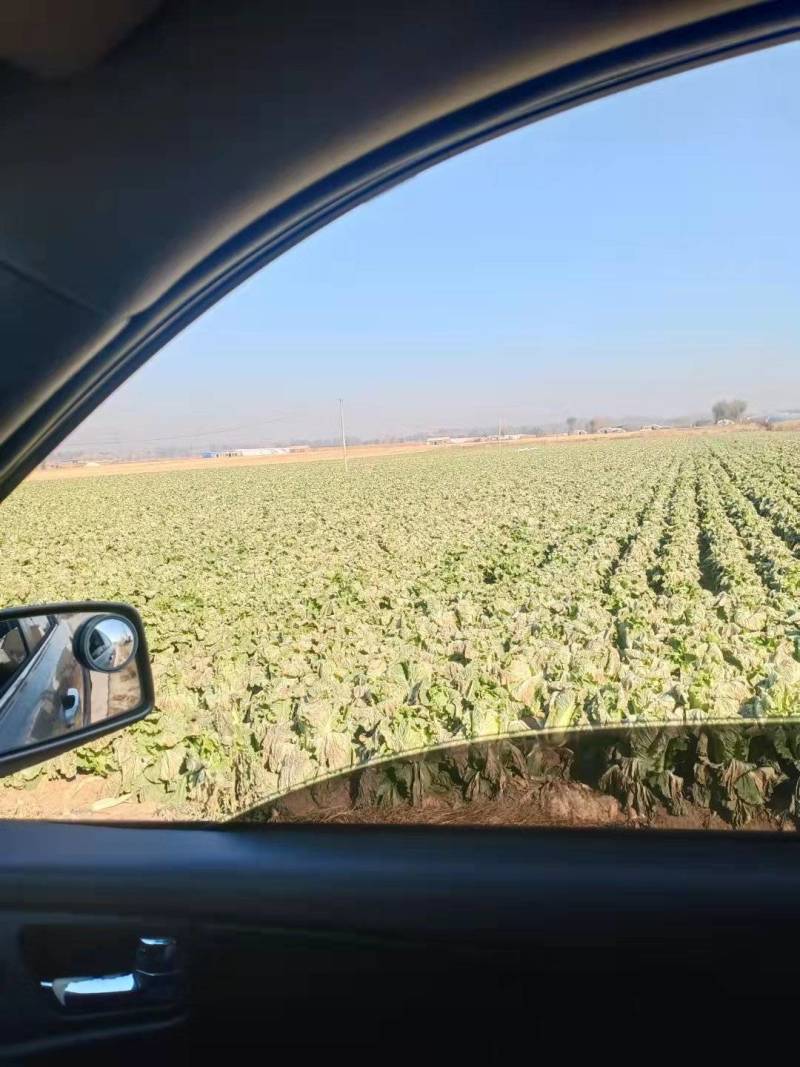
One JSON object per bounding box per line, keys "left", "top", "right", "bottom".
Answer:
{"left": 0, "top": 2, "right": 799, "bottom": 1062}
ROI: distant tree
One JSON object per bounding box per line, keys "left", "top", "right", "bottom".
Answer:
{"left": 587, "top": 417, "right": 607, "bottom": 434}
{"left": 566, "top": 416, "right": 578, "bottom": 435}
{"left": 712, "top": 398, "right": 748, "bottom": 423}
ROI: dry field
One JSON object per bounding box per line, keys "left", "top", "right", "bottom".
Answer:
{"left": 32, "top": 422, "right": 759, "bottom": 482}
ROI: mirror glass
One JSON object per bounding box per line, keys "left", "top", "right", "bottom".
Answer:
{"left": 78, "top": 615, "right": 138, "bottom": 673}
{"left": 0, "top": 609, "right": 146, "bottom": 757}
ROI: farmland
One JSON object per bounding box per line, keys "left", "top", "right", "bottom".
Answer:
{"left": 2, "top": 432, "right": 800, "bottom": 821}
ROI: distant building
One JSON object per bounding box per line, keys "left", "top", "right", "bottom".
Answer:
{"left": 426, "top": 437, "right": 451, "bottom": 446}
{"left": 219, "top": 447, "right": 290, "bottom": 457}
{"left": 598, "top": 426, "right": 626, "bottom": 434}
{"left": 213, "top": 445, "right": 310, "bottom": 458}
{"left": 715, "top": 419, "right": 734, "bottom": 426}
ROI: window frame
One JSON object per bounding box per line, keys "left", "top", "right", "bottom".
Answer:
{"left": 0, "top": 615, "right": 57, "bottom": 704}
{"left": 17, "top": 616, "right": 54, "bottom": 658}
{"left": 0, "top": 622, "right": 29, "bottom": 698}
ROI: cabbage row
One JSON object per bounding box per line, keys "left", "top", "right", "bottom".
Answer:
{"left": 1, "top": 432, "right": 799, "bottom": 817}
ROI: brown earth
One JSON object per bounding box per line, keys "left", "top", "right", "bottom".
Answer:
{"left": 0, "top": 774, "right": 787, "bottom": 829}
{"left": 264, "top": 778, "right": 786, "bottom": 832}
{"left": 0, "top": 776, "right": 168, "bottom": 821}
{"left": 30, "top": 423, "right": 761, "bottom": 482}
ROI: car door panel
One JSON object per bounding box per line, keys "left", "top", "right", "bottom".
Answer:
{"left": 0, "top": 821, "right": 798, "bottom": 1056}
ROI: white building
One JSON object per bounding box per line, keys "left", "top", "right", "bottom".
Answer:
{"left": 219, "top": 447, "right": 290, "bottom": 457}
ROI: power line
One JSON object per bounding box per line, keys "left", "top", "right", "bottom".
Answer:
{"left": 61, "top": 410, "right": 304, "bottom": 449}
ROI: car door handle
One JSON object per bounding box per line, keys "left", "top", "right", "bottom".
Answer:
{"left": 41, "top": 936, "right": 180, "bottom": 1012}
{"left": 61, "top": 687, "right": 80, "bottom": 726}
{"left": 42, "top": 972, "right": 139, "bottom": 1009}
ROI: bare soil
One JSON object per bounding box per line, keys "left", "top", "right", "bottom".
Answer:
{"left": 0, "top": 776, "right": 166, "bottom": 821}
{"left": 0, "top": 775, "right": 787, "bottom": 829}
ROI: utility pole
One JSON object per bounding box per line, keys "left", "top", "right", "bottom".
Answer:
{"left": 339, "top": 398, "right": 348, "bottom": 473}
{"left": 498, "top": 416, "right": 502, "bottom": 451}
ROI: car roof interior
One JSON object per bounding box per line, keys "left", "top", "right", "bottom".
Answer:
{"left": 1, "top": 1, "right": 800, "bottom": 1058}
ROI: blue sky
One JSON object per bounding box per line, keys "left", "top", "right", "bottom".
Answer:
{"left": 66, "top": 41, "right": 799, "bottom": 451}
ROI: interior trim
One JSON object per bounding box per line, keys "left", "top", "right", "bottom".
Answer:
{"left": 0, "top": 822, "right": 798, "bottom": 936}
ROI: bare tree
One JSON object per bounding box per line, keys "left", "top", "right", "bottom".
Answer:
{"left": 566, "top": 416, "right": 578, "bottom": 435}
{"left": 587, "top": 417, "right": 607, "bottom": 435}
{"left": 712, "top": 398, "right": 748, "bottom": 423}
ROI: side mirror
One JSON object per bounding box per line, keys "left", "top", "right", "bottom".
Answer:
{"left": 0, "top": 602, "right": 153, "bottom": 776}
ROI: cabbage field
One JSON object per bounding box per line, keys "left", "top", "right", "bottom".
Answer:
{"left": 2, "top": 431, "right": 800, "bottom": 820}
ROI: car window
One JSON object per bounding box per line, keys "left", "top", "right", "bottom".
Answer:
{"left": 0, "top": 42, "right": 798, "bottom": 826}
{"left": 0, "top": 623, "right": 28, "bottom": 691}
{"left": 17, "top": 616, "right": 53, "bottom": 655}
